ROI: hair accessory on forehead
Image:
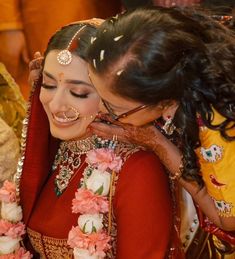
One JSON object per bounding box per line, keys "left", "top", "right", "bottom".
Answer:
{"left": 57, "top": 25, "right": 87, "bottom": 65}
{"left": 114, "top": 35, "right": 123, "bottom": 42}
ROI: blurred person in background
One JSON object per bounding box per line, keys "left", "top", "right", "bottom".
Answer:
{"left": 0, "top": 0, "right": 121, "bottom": 100}
{"left": 0, "top": 117, "right": 19, "bottom": 186}
{"left": 0, "top": 62, "right": 25, "bottom": 186}
{"left": 0, "top": 62, "right": 26, "bottom": 140}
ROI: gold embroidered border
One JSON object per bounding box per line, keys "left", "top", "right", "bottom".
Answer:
{"left": 27, "top": 227, "right": 73, "bottom": 259}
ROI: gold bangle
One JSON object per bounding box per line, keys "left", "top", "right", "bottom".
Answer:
{"left": 169, "top": 158, "right": 184, "bottom": 180}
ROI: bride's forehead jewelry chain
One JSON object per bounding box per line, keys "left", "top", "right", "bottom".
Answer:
{"left": 57, "top": 25, "right": 87, "bottom": 65}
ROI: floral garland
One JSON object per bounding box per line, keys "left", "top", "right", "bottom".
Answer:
{"left": 67, "top": 147, "right": 123, "bottom": 259}
{"left": 0, "top": 181, "right": 31, "bottom": 258}
{"left": 0, "top": 146, "right": 122, "bottom": 259}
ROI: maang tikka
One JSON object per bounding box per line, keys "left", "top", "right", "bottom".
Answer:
{"left": 57, "top": 25, "right": 87, "bottom": 65}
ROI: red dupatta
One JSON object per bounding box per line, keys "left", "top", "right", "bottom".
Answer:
{"left": 19, "top": 77, "right": 60, "bottom": 225}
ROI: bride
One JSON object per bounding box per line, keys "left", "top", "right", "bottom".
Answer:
{"left": 0, "top": 20, "right": 177, "bottom": 258}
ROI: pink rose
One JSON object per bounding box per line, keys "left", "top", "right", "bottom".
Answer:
{"left": 0, "top": 220, "right": 25, "bottom": 238}
{"left": 0, "top": 247, "right": 32, "bottom": 259}
{"left": 72, "top": 189, "right": 109, "bottom": 214}
{"left": 0, "top": 181, "right": 17, "bottom": 203}
{"left": 0, "top": 220, "right": 12, "bottom": 235}
{"left": 67, "top": 227, "right": 110, "bottom": 257}
{"left": 15, "top": 247, "right": 32, "bottom": 259}
{"left": 5, "top": 222, "right": 26, "bottom": 239}
{"left": 86, "top": 148, "right": 123, "bottom": 172}
{"left": 67, "top": 226, "right": 90, "bottom": 249}
{"left": 88, "top": 231, "right": 111, "bottom": 257}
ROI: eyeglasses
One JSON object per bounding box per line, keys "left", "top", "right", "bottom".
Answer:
{"left": 101, "top": 99, "right": 148, "bottom": 121}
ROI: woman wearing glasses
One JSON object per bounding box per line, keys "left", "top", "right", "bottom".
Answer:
{"left": 87, "top": 6, "right": 235, "bottom": 257}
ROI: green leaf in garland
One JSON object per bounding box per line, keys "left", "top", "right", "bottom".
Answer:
{"left": 82, "top": 222, "right": 88, "bottom": 233}
{"left": 95, "top": 185, "right": 104, "bottom": 195}
{"left": 92, "top": 223, "right": 97, "bottom": 233}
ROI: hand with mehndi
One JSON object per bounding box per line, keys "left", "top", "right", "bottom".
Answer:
{"left": 28, "top": 52, "right": 44, "bottom": 87}
{"left": 90, "top": 114, "right": 162, "bottom": 150}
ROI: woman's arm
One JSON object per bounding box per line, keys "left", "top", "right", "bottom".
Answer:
{"left": 114, "top": 150, "right": 173, "bottom": 259}
{"left": 90, "top": 121, "right": 235, "bottom": 231}
{"left": 146, "top": 128, "right": 235, "bottom": 232}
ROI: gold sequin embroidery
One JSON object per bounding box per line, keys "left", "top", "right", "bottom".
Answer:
{"left": 27, "top": 228, "right": 73, "bottom": 259}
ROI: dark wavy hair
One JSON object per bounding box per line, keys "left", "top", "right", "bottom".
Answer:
{"left": 87, "top": 7, "right": 235, "bottom": 186}
{"left": 44, "top": 23, "right": 97, "bottom": 62}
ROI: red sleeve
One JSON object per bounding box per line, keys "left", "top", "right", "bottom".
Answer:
{"left": 114, "top": 150, "right": 173, "bottom": 259}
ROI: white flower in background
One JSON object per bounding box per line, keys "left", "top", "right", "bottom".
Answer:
{"left": 0, "top": 236, "right": 20, "bottom": 254}
{"left": 78, "top": 214, "right": 103, "bottom": 234}
{"left": 86, "top": 169, "right": 111, "bottom": 196}
{"left": 73, "top": 248, "right": 99, "bottom": 259}
{"left": 1, "top": 202, "right": 23, "bottom": 222}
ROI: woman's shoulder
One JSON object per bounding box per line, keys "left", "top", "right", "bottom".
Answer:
{"left": 117, "top": 142, "right": 162, "bottom": 166}
{"left": 118, "top": 145, "right": 167, "bottom": 183}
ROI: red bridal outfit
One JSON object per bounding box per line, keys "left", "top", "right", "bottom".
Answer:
{"left": 16, "top": 81, "right": 182, "bottom": 258}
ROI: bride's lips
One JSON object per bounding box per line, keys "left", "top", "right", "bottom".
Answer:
{"left": 51, "top": 114, "right": 79, "bottom": 127}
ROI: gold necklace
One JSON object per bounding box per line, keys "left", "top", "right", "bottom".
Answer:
{"left": 53, "top": 136, "right": 96, "bottom": 196}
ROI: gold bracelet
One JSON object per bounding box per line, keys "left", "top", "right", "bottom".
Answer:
{"left": 169, "top": 158, "right": 184, "bottom": 180}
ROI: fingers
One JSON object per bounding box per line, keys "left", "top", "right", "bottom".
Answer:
{"left": 97, "top": 113, "right": 115, "bottom": 124}
{"left": 90, "top": 122, "right": 131, "bottom": 143}
{"left": 34, "top": 51, "right": 43, "bottom": 59}
{"left": 28, "top": 70, "right": 41, "bottom": 86}
{"left": 29, "top": 52, "right": 44, "bottom": 71}
{"left": 28, "top": 54, "right": 43, "bottom": 86}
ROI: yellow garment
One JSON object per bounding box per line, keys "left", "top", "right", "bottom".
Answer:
{"left": 0, "top": 0, "right": 121, "bottom": 99}
{"left": 0, "top": 117, "right": 19, "bottom": 185}
{"left": 196, "top": 110, "right": 235, "bottom": 217}
{"left": 0, "top": 0, "right": 22, "bottom": 31}
{"left": 0, "top": 62, "right": 26, "bottom": 140}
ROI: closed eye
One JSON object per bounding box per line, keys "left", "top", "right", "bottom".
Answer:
{"left": 70, "top": 91, "right": 89, "bottom": 99}
{"left": 41, "top": 83, "right": 56, "bottom": 89}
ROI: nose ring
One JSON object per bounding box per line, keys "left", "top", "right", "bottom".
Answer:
{"left": 63, "top": 106, "right": 80, "bottom": 121}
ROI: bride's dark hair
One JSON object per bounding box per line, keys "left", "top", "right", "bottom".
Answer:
{"left": 88, "top": 7, "right": 235, "bottom": 186}
{"left": 44, "top": 23, "right": 97, "bottom": 61}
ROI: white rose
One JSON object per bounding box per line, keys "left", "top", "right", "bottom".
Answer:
{"left": 86, "top": 169, "right": 111, "bottom": 196}
{"left": 1, "top": 202, "right": 23, "bottom": 222}
{"left": 73, "top": 248, "right": 99, "bottom": 259}
{"left": 0, "top": 236, "right": 20, "bottom": 254}
{"left": 78, "top": 214, "right": 103, "bottom": 234}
